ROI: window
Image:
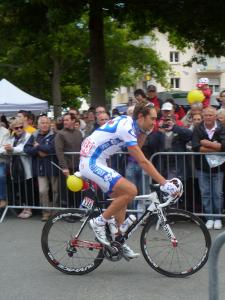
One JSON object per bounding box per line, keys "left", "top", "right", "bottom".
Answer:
{"left": 170, "top": 51, "right": 179, "bottom": 63}
{"left": 208, "top": 78, "right": 220, "bottom": 93}
{"left": 170, "top": 78, "right": 180, "bottom": 89}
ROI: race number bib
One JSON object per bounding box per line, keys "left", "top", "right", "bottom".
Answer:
{"left": 80, "top": 138, "right": 95, "bottom": 157}
{"left": 81, "top": 196, "right": 94, "bottom": 209}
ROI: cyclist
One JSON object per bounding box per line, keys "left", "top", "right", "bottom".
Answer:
{"left": 79, "top": 102, "right": 179, "bottom": 258}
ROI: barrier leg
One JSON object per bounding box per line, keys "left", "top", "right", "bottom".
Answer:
{"left": 209, "top": 231, "right": 225, "bottom": 300}
{"left": 0, "top": 206, "right": 9, "bottom": 223}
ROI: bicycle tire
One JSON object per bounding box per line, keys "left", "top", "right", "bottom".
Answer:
{"left": 140, "top": 208, "right": 211, "bottom": 277}
{"left": 41, "top": 209, "right": 104, "bottom": 275}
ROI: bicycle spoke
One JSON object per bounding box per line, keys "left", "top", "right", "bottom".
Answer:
{"left": 41, "top": 209, "right": 104, "bottom": 275}
{"left": 141, "top": 209, "right": 211, "bottom": 277}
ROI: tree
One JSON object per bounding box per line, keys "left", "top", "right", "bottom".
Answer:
{"left": 0, "top": 2, "right": 170, "bottom": 112}
{"left": 2, "top": 1, "right": 225, "bottom": 112}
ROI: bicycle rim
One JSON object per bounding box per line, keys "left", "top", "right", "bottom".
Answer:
{"left": 41, "top": 209, "right": 104, "bottom": 275}
{"left": 140, "top": 208, "right": 211, "bottom": 277}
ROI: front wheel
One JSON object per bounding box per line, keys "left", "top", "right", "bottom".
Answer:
{"left": 41, "top": 209, "right": 104, "bottom": 275}
{"left": 140, "top": 208, "right": 211, "bottom": 277}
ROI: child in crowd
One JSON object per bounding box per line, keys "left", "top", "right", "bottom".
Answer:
{"left": 196, "top": 77, "right": 212, "bottom": 108}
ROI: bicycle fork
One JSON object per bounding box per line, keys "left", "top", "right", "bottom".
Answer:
{"left": 155, "top": 206, "right": 178, "bottom": 248}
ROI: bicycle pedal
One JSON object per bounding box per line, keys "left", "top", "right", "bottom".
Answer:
{"left": 122, "top": 254, "right": 131, "bottom": 261}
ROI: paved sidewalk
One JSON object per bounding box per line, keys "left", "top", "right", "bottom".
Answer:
{"left": 0, "top": 213, "right": 225, "bottom": 300}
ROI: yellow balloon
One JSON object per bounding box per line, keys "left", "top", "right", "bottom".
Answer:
{"left": 66, "top": 175, "right": 83, "bottom": 192}
{"left": 187, "top": 90, "right": 204, "bottom": 104}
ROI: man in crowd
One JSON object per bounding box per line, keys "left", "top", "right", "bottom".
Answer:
{"left": 17, "top": 110, "right": 36, "bottom": 134}
{"left": 96, "top": 112, "right": 110, "bottom": 128}
{"left": 134, "top": 89, "right": 147, "bottom": 104}
{"left": 55, "top": 113, "right": 83, "bottom": 207}
{"left": 192, "top": 106, "right": 225, "bottom": 230}
{"left": 24, "top": 115, "right": 59, "bottom": 221}
{"left": 146, "top": 84, "right": 162, "bottom": 112}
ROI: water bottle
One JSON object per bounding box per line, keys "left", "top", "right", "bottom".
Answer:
{"left": 108, "top": 217, "right": 118, "bottom": 236}
{"left": 119, "top": 214, "right": 136, "bottom": 234}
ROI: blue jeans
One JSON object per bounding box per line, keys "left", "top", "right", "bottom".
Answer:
{"left": 0, "top": 162, "right": 6, "bottom": 200}
{"left": 196, "top": 170, "right": 224, "bottom": 220}
{"left": 125, "top": 161, "right": 149, "bottom": 216}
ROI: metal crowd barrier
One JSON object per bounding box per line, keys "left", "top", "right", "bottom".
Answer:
{"left": 150, "top": 151, "right": 225, "bottom": 218}
{"left": 1, "top": 151, "right": 225, "bottom": 222}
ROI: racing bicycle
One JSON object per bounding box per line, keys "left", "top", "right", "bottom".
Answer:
{"left": 41, "top": 181, "right": 211, "bottom": 278}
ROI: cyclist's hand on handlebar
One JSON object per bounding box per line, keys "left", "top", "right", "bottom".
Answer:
{"left": 160, "top": 181, "right": 179, "bottom": 195}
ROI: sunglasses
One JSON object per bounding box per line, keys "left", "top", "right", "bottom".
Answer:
{"left": 100, "top": 119, "right": 109, "bottom": 121}
{"left": 14, "top": 126, "right": 23, "bottom": 130}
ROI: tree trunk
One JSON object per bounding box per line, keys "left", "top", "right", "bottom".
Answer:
{"left": 89, "top": 0, "right": 106, "bottom": 107}
{"left": 51, "top": 58, "right": 62, "bottom": 118}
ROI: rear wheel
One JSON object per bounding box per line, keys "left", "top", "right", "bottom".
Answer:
{"left": 41, "top": 209, "right": 104, "bottom": 275}
{"left": 140, "top": 209, "right": 211, "bottom": 277}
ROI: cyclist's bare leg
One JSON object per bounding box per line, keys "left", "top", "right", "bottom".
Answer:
{"left": 102, "top": 177, "right": 137, "bottom": 225}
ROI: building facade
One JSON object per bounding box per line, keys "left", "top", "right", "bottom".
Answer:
{"left": 112, "top": 31, "right": 225, "bottom": 107}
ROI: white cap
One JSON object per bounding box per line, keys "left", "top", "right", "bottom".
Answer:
{"left": 161, "top": 102, "right": 173, "bottom": 110}
{"left": 197, "top": 77, "right": 209, "bottom": 87}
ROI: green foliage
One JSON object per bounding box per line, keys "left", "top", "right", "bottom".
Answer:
{"left": 2, "top": 0, "right": 225, "bottom": 109}
{"left": 0, "top": 3, "right": 170, "bottom": 107}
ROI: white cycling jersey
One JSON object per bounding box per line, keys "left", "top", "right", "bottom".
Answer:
{"left": 79, "top": 115, "right": 139, "bottom": 193}
{"left": 80, "top": 115, "right": 138, "bottom": 159}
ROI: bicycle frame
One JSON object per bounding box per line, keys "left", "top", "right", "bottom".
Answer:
{"left": 72, "top": 187, "right": 177, "bottom": 249}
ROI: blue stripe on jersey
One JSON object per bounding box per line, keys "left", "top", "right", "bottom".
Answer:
{"left": 90, "top": 138, "right": 122, "bottom": 159}
{"left": 125, "top": 141, "right": 137, "bottom": 147}
{"left": 96, "top": 115, "right": 127, "bottom": 133}
{"left": 89, "top": 140, "right": 122, "bottom": 193}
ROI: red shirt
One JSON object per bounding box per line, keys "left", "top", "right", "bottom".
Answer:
{"left": 147, "top": 96, "right": 161, "bottom": 109}
{"left": 201, "top": 88, "right": 212, "bottom": 108}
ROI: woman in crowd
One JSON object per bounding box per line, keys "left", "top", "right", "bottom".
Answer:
{"left": 4, "top": 117, "right": 33, "bottom": 219}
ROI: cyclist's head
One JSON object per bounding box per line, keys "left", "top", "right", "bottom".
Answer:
{"left": 133, "top": 102, "right": 157, "bottom": 131}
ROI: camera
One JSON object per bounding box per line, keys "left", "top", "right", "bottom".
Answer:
{"left": 161, "top": 124, "right": 170, "bottom": 129}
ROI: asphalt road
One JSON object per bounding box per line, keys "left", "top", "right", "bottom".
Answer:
{"left": 1, "top": 212, "right": 225, "bottom": 300}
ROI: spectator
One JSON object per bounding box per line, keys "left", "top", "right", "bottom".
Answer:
{"left": 162, "top": 98, "right": 186, "bottom": 120}
{"left": 91, "top": 106, "right": 107, "bottom": 132}
{"left": 112, "top": 108, "right": 120, "bottom": 118}
{"left": 0, "top": 123, "right": 10, "bottom": 208}
{"left": 146, "top": 85, "right": 162, "bottom": 112}
{"left": 24, "top": 116, "right": 59, "bottom": 221}
{"left": 158, "top": 113, "right": 192, "bottom": 179}
{"left": 188, "top": 113, "right": 203, "bottom": 131}
{"left": 192, "top": 106, "right": 225, "bottom": 230}
{"left": 134, "top": 89, "right": 147, "bottom": 104}
{"left": 217, "top": 108, "right": 225, "bottom": 124}
{"left": 95, "top": 106, "right": 106, "bottom": 116}
{"left": 182, "top": 102, "right": 203, "bottom": 128}
{"left": 50, "top": 119, "right": 58, "bottom": 133}
{"left": 158, "top": 101, "right": 184, "bottom": 127}
{"left": 1, "top": 115, "right": 9, "bottom": 129}
{"left": 196, "top": 77, "right": 212, "bottom": 108}
{"left": 4, "top": 117, "right": 33, "bottom": 219}
{"left": 69, "top": 107, "right": 86, "bottom": 132}
{"left": 28, "top": 112, "right": 36, "bottom": 128}
{"left": 84, "top": 109, "right": 96, "bottom": 137}
{"left": 17, "top": 110, "right": 36, "bottom": 134}
{"left": 125, "top": 106, "right": 160, "bottom": 216}
{"left": 96, "top": 112, "right": 110, "bottom": 127}
{"left": 55, "top": 116, "right": 63, "bottom": 131}
{"left": 127, "top": 105, "right": 135, "bottom": 117}
{"left": 55, "top": 113, "right": 83, "bottom": 207}
{"left": 218, "top": 90, "right": 225, "bottom": 109}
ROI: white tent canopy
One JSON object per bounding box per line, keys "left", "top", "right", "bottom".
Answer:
{"left": 0, "top": 78, "right": 48, "bottom": 115}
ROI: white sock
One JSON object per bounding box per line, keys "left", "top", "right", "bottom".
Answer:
{"left": 95, "top": 214, "right": 108, "bottom": 225}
